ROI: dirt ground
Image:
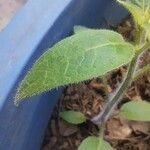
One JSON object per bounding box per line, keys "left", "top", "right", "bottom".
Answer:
{"left": 42, "top": 18, "right": 150, "bottom": 150}
{"left": 0, "top": 0, "right": 27, "bottom": 31}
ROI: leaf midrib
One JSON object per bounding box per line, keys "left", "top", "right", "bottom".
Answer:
{"left": 85, "top": 42, "right": 130, "bottom": 52}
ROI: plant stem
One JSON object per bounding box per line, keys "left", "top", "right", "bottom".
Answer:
{"left": 97, "top": 122, "right": 105, "bottom": 149}
{"left": 136, "top": 42, "right": 150, "bottom": 55}
{"left": 135, "top": 27, "right": 143, "bottom": 46}
{"left": 102, "top": 76, "right": 109, "bottom": 100}
{"left": 98, "top": 122, "right": 105, "bottom": 138}
{"left": 91, "top": 55, "right": 138, "bottom": 125}
{"left": 133, "top": 64, "right": 150, "bottom": 81}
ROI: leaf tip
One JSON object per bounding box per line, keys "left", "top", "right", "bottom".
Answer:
{"left": 14, "top": 92, "right": 22, "bottom": 106}
{"left": 14, "top": 86, "right": 27, "bottom": 106}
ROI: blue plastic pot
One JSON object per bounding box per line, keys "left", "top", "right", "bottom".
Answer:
{"left": 0, "top": 0, "right": 128, "bottom": 149}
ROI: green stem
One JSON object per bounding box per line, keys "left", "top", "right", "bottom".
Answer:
{"left": 92, "top": 55, "right": 138, "bottom": 124}
{"left": 98, "top": 122, "right": 105, "bottom": 138}
{"left": 136, "top": 42, "right": 150, "bottom": 55}
{"left": 102, "top": 76, "right": 109, "bottom": 100}
{"left": 133, "top": 64, "right": 150, "bottom": 81}
{"left": 135, "top": 27, "right": 143, "bottom": 46}
{"left": 97, "top": 122, "right": 105, "bottom": 149}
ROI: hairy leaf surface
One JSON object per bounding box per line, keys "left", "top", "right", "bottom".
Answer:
{"left": 78, "top": 136, "right": 112, "bottom": 150}
{"left": 121, "top": 101, "right": 150, "bottom": 121}
{"left": 15, "top": 29, "right": 134, "bottom": 104}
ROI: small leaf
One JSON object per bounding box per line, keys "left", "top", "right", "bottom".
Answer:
{"left": 59, "top": 111, "right": 86, "bottom": 124}
{"left": 78, "top": 136, "right": 113, "bottom": 150}
{"left": 74, "top": 25, "right": 89, "bottom": 34}
{"left": 15, "top": 29, "right": 134, "bottom": 104}
{"left": 121, "top": 101, "right": 150, "bottom": 121}
{"left": 117, "top": 0, "right": 150, "bottom": 27}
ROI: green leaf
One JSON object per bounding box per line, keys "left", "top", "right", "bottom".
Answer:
{"left": 117, "top": 0, "right": 150, "bottom": 27}
{"left": 117, "top": 0, "right": 144, "bottom": 26}
{"left": 59, "top": 111, "right": 86, "bottom": 124}
{"left": 129, "top": 0, "right": 150, "bottom": 9}
{"left": 78, "top": 136, "right": 113, "bottom": 150}
{"left": 15, "top": 29, "right": 134, "bottom": 104}
{"left": 145, "top": 23, "right": 150, "bottom": 41}
{"left": 121, "top": 101, "right": 150, "bottom": 121}
{"left": 74, "top": 25, "right": 89, "bottom": 34}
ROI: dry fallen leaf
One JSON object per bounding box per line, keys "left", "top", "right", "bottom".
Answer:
{"left": 106, "top": 116, "right": 132, "bottom": 139}
{"left": 59, "top": 120, "right": 78, "bottom": 137}
{"left": 130, "top": 121, "right": 150, "bottom": 134}
{"left": 137, "top": 142, "right": 150, "bottom": 150}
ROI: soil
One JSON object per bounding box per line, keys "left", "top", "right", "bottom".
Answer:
{"left": 42, "top": 17, "right": 150, "bottom": 150}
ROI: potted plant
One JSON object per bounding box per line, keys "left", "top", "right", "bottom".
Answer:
{"left": 0, "top": 0, "right": 129, "bottom": 149}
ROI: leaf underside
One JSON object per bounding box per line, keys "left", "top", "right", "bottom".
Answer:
{"left": 59, "top": 111, "right": 86, "bottom": 124}
{"left": 78, "top": 136, "right": 112, "bottom": 150}
{"left": 15, "top": 29, "right": 134, "bottom": 104}
{"left": 121, "top": 101, "right": 150, "bottom": 121}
